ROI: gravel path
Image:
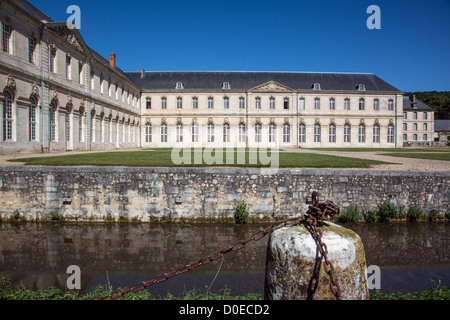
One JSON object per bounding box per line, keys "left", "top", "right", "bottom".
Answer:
{"left": 0, "top": 148, "right": 448, "bottom": 172}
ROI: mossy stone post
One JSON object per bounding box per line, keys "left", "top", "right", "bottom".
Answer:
{"left": 264, "top": 221, "right": 369, "bottom": 300}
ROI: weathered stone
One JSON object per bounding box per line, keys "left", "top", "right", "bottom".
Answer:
{"left": 264, "top": 221, "right": 369, "bottom": 300}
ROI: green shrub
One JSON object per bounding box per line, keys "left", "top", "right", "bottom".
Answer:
{"left": 234, "top": 201, "right": 250, "bottom": 224}
{"left": 378, "top": 202, "right": 398, "bottom": 222}
{"left": 428, "top": 209, "right": 439, "bottom": 222}
{"left": 364, "top": 209, "right": 379, "bottom": 223}
{"left": 408, "top": 206, "right": 423, "bottom": 222}
{"left": 338, "top": 206, "right": 360, "bottom": 223}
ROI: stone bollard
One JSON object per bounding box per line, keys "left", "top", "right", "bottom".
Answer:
{"left": 264, "top": 221, "right": 369, "bottom": 300}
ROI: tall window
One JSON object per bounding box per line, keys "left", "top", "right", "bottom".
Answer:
{"left": 177, "top": 97, "right": 182, "bottom": 109}
{"left": 359, "top": 98, "right": 365, "bottom": 111}
{"left": 66, "top": 55, "right": 71, "bottom": 79}
{"left": 161, "top": 97, "right": 167, "bottom": 109}
{"left": 255, "top": 97, "right": 261, "bottom": 109}
{"left": 373, "top": 125, "right": 380, "bottom": 143}
{"left": 314, "top": 98, "right": 320, "bottom": 110}
{"left": 358, "top": 125, "right": 366, "bottom": 143}
{"left": 344, "top": 125, "right": 351, "bottom": 143}
{"left": 223, "top": 97, "right": 229, "bottom": 109}
{"left": 208, "top": 97, "right": 214, "bottom": 109}
{"left": 424, "top": 123, "right": 428, "bottom": 131}
{"left": 3, "top": 90, "right": 13, "bottom": 141}
{"left": 223, "top": 123, "right": 230, "bottom": 142}
{"left": 176, "top": 123, "right": 183, "bottom": 142}
{"left": 269, "top": 124, "right": 276, "bottom": 143}
{"left": 423, "top": 112, "right": 428, "bottom": 120}
{"left": 388, "top": 99, "right": 394, "bottom": 111}
{"left": 28, "top": 37, "right": 36, "bottom": 64}
{"left": 78, "top": 62, "right": 84, "bottom": 85}
{"left": 2, "top": 23, "right": 11, "bottom": 54}
{"left": 344, "top": 98, "right": 350, "bottom": 110}
{"left": 270, "top": 97, "right": 275, "bottom": 109}
{"left": 207, "top": 123, "right": 214, "bottom": 143}
{"left": 192, "top": 97, "right": 197, "bottom": 109}
{"left": 299, "top": 98, "right": 305, "bottom": 110}
{"left": 29, "top": 97, "right": 37, "bottom": 141}
{"left": 298, "top": 124, "right": 306, "bottom": 143}
{"left": 160, "top": 123, "right": 167, "bottom": 142}
{"left": 49, "top": 102, "right": 57, "bottom": 142}
{"left": 146, "top": 98, "right": 151, "bottom": 109}
{"left": 255, "top": 123, "right": 262, "bottom": 143}
{"left": 329, "top": 98, "right": 335, "bottom": 110}
{"left": 100, "top": 75, "right": 104, "bottom": 94}
{"left": 314, "top": 124, "right": 321, "bottom": 143}
{"left": 283, "top": 124, "right": 290, "bottom": 143}
{"left": 239, "top": 97, "right": 245, "bottom": 109}
{"left": 413, "top": 112, "right": 418, "bottom": 119}
{"left": 78, "top": 110, "right": 84, "bottom": 142}
{"left": 49, "top": 48, "right": 56, "bottom": 73}
{"left": 329, "top": 124, "right": 336, "bottom": 143}
{"left": 387, "top": 125, "right": 395, "bottom": 144}
{"left": 90, "top": 71, "right": 95, "bottom": 90}
{"left": 191, "top": 123, "right": 199, "bottom": 142}
{"left": 283, "top": 98, "right": 289, "bottom": 110}
{"left": 66, "top": 107, "right": 71, "bottom": 144}
{"left": 374, "top": 99, "right": 379, "bottom": 111}
{"left": 239, "top": 123, "right": 246, "bottom": 143}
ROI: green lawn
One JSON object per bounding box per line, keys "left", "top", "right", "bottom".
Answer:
{"left": 8, "top": 149, "right": 390, "bottom": 169}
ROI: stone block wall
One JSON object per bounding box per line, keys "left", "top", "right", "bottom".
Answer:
{"left": 0, "top": 166, "right": 448, "bottom": 221}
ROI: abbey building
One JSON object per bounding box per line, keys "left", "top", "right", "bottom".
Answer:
{"left": 0, "top": 0, "right": 435, "bottom": 155}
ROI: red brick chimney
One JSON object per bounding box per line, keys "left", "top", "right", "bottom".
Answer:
{"left": 109, "top": 52, "right": 116, "bottom": 69}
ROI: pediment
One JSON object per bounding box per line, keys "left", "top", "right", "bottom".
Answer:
{"left": 46, "top": 22, "right": 92, "bottom": 57}
{"left": 249, "top": 81, "right": 295, "bottom": 93}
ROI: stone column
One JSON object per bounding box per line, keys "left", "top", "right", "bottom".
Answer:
{"left": 264, "top": 221, "right": 369, "bottom": 300}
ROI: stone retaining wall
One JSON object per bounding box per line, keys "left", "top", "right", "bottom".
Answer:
{"left": 0, "top": 167, "right": 448, "bottom": 221}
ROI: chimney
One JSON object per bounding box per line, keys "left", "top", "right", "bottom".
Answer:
{"left": 141, "top": 68, "right": 145, "bottom": 78}
{"left": 413, "top": 94, "right": 417, "bottom": 108}
{"left": 109, "top": 52, "right": 116, "bottom": 69}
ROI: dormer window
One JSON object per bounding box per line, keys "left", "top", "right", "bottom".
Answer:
{"left": 222, "top": 82, "right": 230, "bottom": 90}
{"left": 176, "top": 82, "right": 184, "bottom": 89}
{"left": 313, "top": 83, "right": 321, "bottom": 90}
{"left": 357, "top": 84, "right": 366, "bottom": 91}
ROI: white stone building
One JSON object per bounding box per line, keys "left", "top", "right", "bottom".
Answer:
{"left": 0, "top": 0, "right": 141, "bottom": 154}
{"left": 402, "top": 95, "right": 435, "bottom": 146}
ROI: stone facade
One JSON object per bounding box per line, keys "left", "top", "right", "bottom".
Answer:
{"left": 0, "top": 0, "right": 141, "bottom": 154}
{"left": 0, "top": 166, "right": 447, "bottom": 222}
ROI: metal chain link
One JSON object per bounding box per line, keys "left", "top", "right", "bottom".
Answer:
{"left": 90, "top": 192, "right": 341, "bottom": 300}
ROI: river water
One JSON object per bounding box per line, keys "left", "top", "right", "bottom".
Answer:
{"left": 0, "top": 221, "right": 448, "bottom": 297}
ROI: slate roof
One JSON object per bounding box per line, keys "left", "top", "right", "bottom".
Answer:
{"left": 125, "top": 71, "right": 402, "bottom": 92}
{"left": 403, "top": 96, "right": 435, "bottom": 111}
{"left": 435, "top": 120, "right": 450, "bottom": 132}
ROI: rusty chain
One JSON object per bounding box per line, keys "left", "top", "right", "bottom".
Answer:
{"left": 90, "top": 192, "right": 342, "bottom": 300}
{"left": 305, "top": 191, "right": 342, "bottom": 300}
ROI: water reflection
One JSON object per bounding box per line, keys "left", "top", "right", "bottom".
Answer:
{"left": 0, "top": 221, "right": 448, "bottom": 296}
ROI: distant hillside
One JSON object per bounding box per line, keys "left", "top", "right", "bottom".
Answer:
{"left": 405, "top": 91, "right": 450, "bottom": 120}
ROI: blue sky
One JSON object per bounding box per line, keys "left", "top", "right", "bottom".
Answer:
{"left": 29, "top": 0, "right": 450, "bottom": 92}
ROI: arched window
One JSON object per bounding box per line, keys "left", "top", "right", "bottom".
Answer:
{"left": 176, "top": 123, "right": 183, "bottom": 142}
{"left": 314, "top": 124, "right": 321, "bottom": 143}
{"left": 49, "top": 102, "right": 57, "bottom": 142}
{"left": 298, "top": 124, "right": 306, "bottom": 143}
{"left": 238, "top": 123, "right": 246, "bottom": 143}
{"left": 283, "top": 124, "right": 290, "bottom": 143}
{"left": 207, "top": 123, "right": 215, "bottom": 143}
{"left": 344, "top": 124, "right": 351, "bottom": 143}
{"left": 2, "top": 90, "right": 13, "bottom": 141}
{"left": 269, "top": 124, "right": 276, "bottom": 143}
{"left": 191, "top": 123, "right": 198, "bottom": 142}
{"left": 387, "top": 125, "right": 395, "bottom": 144}
{"left": 329, "top": 124, "right": 336, "bottom": 143}
{"left": 255, "top": 123, "right": 262, "bottom": 143}
{"left": 358, "top": 124, "right": 366, "bottom": 143}
{"left": 29, "top": 96, "right": 37, "bottom": 141}
{"left": 160, "top": 123, "right": 167, "bottom": 142}
{"left": 373, "top": 125, "right": 380, "bottom": 143}
{"left": 223, "top": 123, "right": 230, "bottom": 142}
{"left": 145, "top": 124, "right": 152, "bottom": 143}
